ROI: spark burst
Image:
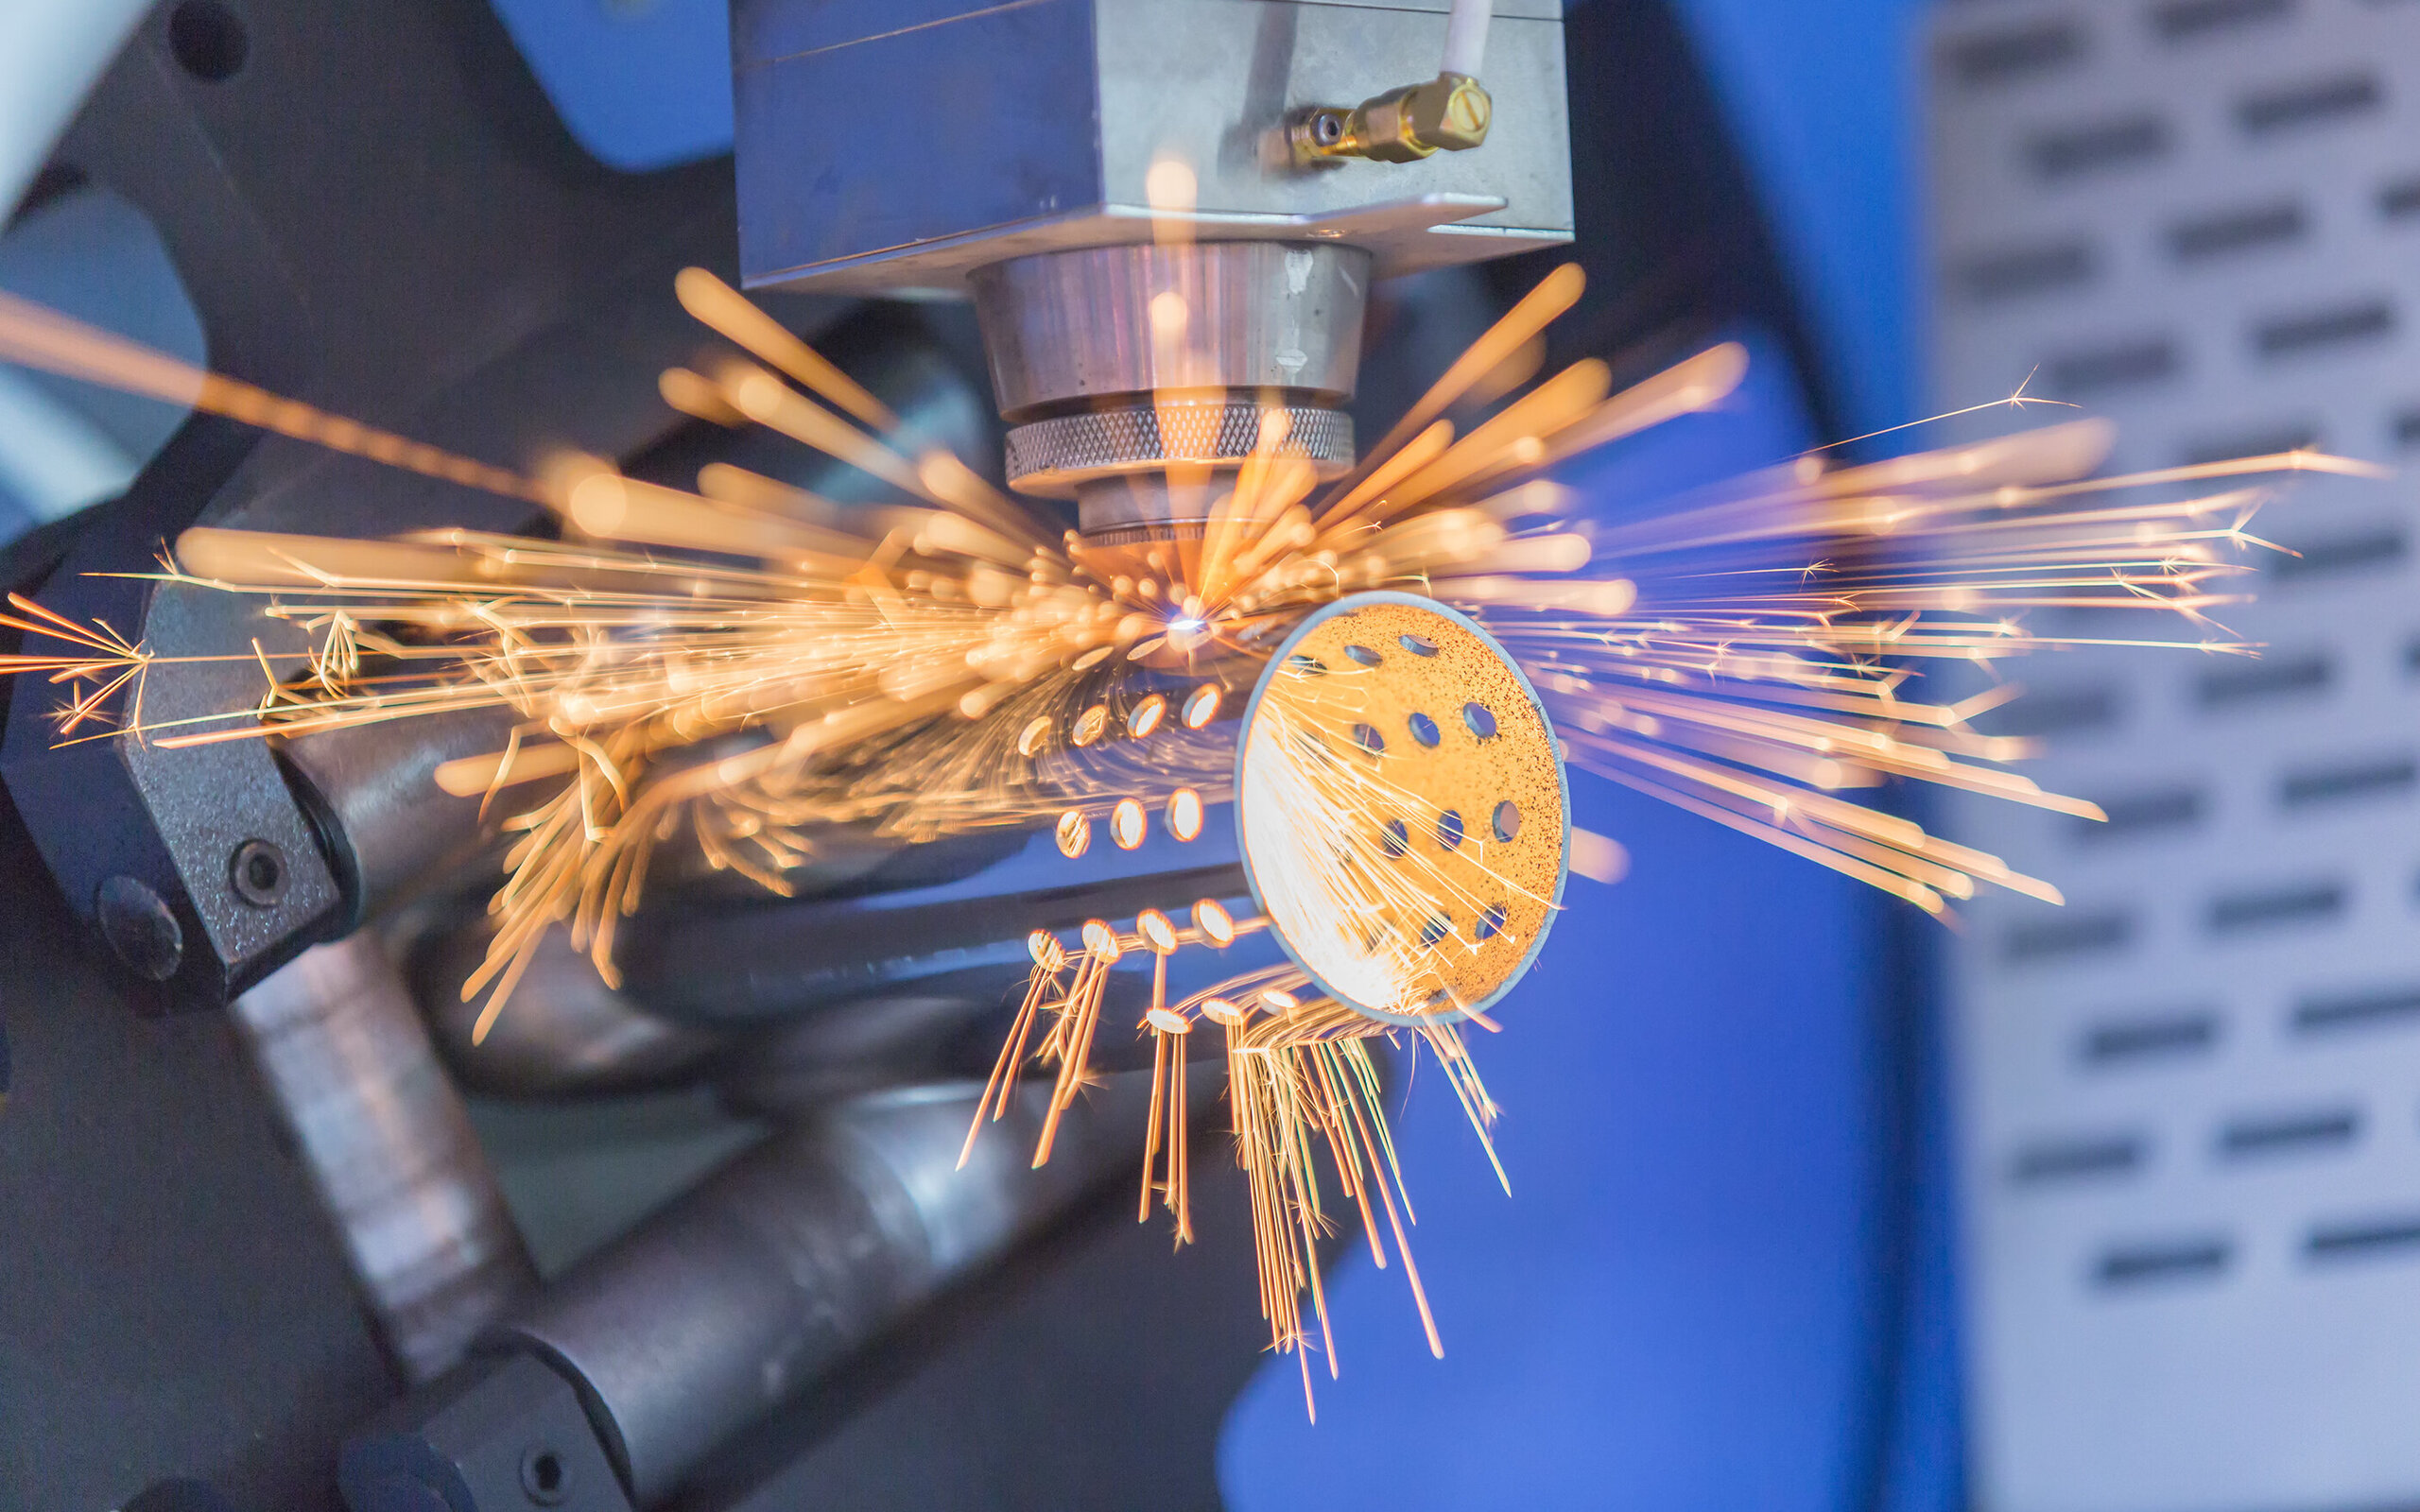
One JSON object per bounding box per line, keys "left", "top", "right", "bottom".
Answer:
{"left": 0, "top": 263, "right": 2376, "bottom": 1410}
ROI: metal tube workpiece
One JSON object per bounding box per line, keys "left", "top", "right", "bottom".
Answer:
{"left": 492, "top": 1079, "right": 1147, "bottom": 1505}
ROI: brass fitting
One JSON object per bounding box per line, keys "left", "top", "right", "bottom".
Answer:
{"left": 1288, "top": 73, "right": 1494, "bottom": 167}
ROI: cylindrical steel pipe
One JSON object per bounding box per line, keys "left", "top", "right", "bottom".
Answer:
{"left": 231, "top": 931, "right": 538, "bottom": 1383}
{"left": 410, "top": 860, "right": 1257, "bottom": 1107}
{"left": 415, "top": 924, "right": 726, "bottom": 1101}
{"left": 279, "top": 706, "right": 519, "bottom": 933}
{"left": 492, "top": 1079, "right": 1148, "bottom": 1505}
{"left": 615, "top": 860, "right": 1253, "bottom": 1026}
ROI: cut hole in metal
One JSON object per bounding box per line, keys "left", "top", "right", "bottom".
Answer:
{"left": 1945, "top": 20, "right": 2083, "bottom": 86}
{"left": 2093, "top": 1236, "right": 2231, "bottom": 1288}
{"left": 1136, "top": 909, "right": 1180, "bottom": 954}
{"left": 1111, "top": 799, "right": 1148, "bottom": 850}
{"left": 2236, "top": 73, "right": 2381, "bottom": 136}
{"left": 2083, "top": 1011, "right": 2219, "bottom": 1063}
{"left": 1476, "top": 903, "right": 1508, "bottom": 940}
{"left": 521, "top": 1446, "right": 567, "bottom": 1506}
{"left": 2307, "top": 1215, "right": 2420, "bottom": 1263}
{"left": 1055, "top": 810, "right": 1091, "bottom": 858}
{"left": 1463, "top": 701, "right": 1497, "bottom": 738}
{"left": 1380, "top": 818, "right": 1409, "bottom": 857}
{"left": 2003, "top": 910, "right": 2134, "bottom": 962}
{"left": 2029, "top": 114, "right": 2170, "bottom": 180}
{"left": 1436, "top": 809, "right": 1465, "bottom": 850}
{"left": 229, "top": 838, "right": 287, "bottom": 908}
{"left": 1408, "top": 711, "right": 1441, "bottom": 747}
{"left": 2294, "top": 988, "right": 2420, "bottom": 1036}
{"left": 2009, "top": 1134, "right": 2145, "bottom": 1184}
{"left": 1344, "top": 644, "right": 1383, "bottom": 666}
{"left": 1492, "top": 799, "right": 1521, "bottom": 843}
{"left": 1352, "top": 723, "right": 1385, "bottom": 755}
{"left": 1420, "top": 912, "right": 1453, "bottom": 948}
{"left": 2199, "top": 651, "right": 2331, "bottom": 707}
{"left": 1193, "top": 898, "right": 1236, "bottom": 947}
{"left": 1165, "top": 788, "right": 1203, "bottom": 842}
{"left": 2206, "top": 881, "right": 2343, "bottom": 934}
{"left": 2217, "top": 1108, "right": 2359, "bottom": 1159}
{"left": 1398, "top": 633, "right": 1439, "bottom": 657}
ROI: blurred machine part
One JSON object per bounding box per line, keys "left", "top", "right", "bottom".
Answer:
{"left": 1928, "top": 5, "right": 2420, "bottom": 1509}
{"left": 0, "top": 0, "right": 152, "bottom": 214}
{"left": 0, "top": 180, "right": 203, "bottom": 534}
{"left": 232, "top": 934, "right": 538, "bottom": 1384}
{"left": 344, "top": 1079, "right": 1152, "bottom": 1512}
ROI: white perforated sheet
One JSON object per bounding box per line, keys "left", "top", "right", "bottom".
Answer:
{"left": 1927, "top": 4, "right": 2420, "bottom": 1511}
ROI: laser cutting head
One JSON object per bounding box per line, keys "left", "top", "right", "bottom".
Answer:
{"left": 1235, "top": 591, "right": 1568, "bottom": 1026}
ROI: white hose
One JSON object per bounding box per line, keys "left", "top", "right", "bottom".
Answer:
{"left": 0, "top": 0, "right": 154, "bottom": 219}
{"left": 1441, "top": 0, "right": 1493, "bottom": 79}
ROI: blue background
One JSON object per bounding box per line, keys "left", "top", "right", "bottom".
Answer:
{"left": 1217, "top": 344, "right": 1926, "bottom": 1511}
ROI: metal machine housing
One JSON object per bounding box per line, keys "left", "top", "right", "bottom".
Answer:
{"left": 733, "top": 0, "right": 1574, "bottom": 298}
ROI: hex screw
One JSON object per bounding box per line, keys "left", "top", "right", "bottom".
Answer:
{"left": 520, "top": 1445, "right": 568, "bottom": 1505}
{"left": 229, "top": 838, "right": 289, "bottom": 908}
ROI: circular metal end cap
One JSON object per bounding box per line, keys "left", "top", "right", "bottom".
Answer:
{"left": 1234, "top": 593, "right": 1570, "bottom": 1027}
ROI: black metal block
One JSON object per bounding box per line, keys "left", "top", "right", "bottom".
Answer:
{"left": 340, "top": 1352, "right": 631, "bottom": 1512}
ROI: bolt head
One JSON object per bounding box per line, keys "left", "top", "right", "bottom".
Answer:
{"left": 95, "top": 875, "right": 183, "bottom": 982}
{"left": 1411, "top": 76, "right": 1493, "bottom": 152}
{"left": 520, "top": 1445, "right": 569, "bottom": 1505}
{"left": 229, "top": 839, "right": 289, "bottom": 908}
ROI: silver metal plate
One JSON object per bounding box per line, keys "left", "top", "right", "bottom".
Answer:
{"left": 1927, "top": 4, "right": 2420, "bottom": 1509}
{"left": 733, "top": 0, "right": 1571, "bottom": 296}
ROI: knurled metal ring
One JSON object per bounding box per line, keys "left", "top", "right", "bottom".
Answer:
{"left": 1006, "top": 402, "right": 1355, "bottom": 496}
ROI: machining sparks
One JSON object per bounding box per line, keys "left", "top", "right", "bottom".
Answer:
{"left": 0, "top": 263, "right": 2376, "bottom": 1407}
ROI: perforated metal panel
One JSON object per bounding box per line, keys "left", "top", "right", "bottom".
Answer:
{"left": 1927, "top": 5, "right": 2420, "bottom": 1510}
